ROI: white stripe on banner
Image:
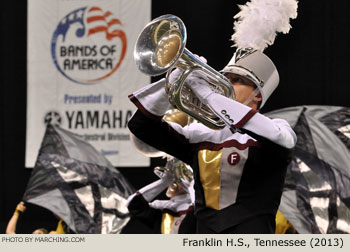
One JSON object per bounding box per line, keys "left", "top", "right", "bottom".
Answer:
{"left": 26, "top": 0, "right": 151, "bottom": 167}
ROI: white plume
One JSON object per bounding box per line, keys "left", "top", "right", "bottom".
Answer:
{"left": 231, "top": 0, "right": 298, "bottom": 51}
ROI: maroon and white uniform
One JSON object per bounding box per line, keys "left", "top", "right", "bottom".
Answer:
{"left": 128, "top": 78, "right": 296, "bottom": 233}
{"left": 126, "top": 177, "right": 195, "bottom": 234}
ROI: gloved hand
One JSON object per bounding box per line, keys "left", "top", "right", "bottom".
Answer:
{"left": 127, "top": 168, "right": 174, "bottom": 205}
{"left": 154, "top": 167, "right": 174, "bottom": 186}
{"left": 175, "top": 54, "right": 214, "bottom": 103}
{"left": 185, "top": 70, "right": 214, "bottom": 103}
{"left": 178, "top": 178, "right": 193, "bottom": 193}
{"left": 168, "top": 55, "right": 207, "bottom": 84}
{"left": 195, "top": 55, "right": 207, "bottom": 64}
{"left": 168, "top": 68, "right": 183, "bottom": 84}
{"left": 179, "top": 178, "right": 195, "bottom": 204}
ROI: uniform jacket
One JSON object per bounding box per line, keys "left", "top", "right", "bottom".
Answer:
{"left": 127, "top": 79, "right": 297, "bottom": 232}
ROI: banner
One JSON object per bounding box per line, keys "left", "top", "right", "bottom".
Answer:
{"left": 26, "top": 0, "right": 151, "bottom": 167}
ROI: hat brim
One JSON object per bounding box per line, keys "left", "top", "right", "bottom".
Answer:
{"left": 220, "top": 66, "right": 267, "bottom": 107}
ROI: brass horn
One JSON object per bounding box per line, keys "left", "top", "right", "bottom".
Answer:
{"left": 154, "top": 157, "right": 193, "bottom": 184}
{"left": 134, "top": 14, "right": 235, "bottom": 129}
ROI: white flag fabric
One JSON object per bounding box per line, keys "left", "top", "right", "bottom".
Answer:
{"left": 26, "top": 0, "right": 151, "bottom": 167}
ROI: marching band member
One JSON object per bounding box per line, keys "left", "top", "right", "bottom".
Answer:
{"left": 126, "top": 157, "right": 195, "bottom": 234}
{"left": 128, "top": 0, "right": 298, "bottom": 233}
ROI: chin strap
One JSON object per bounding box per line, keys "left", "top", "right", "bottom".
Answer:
{"left": 243, "top": 88, "right": 261, "bottom": 106}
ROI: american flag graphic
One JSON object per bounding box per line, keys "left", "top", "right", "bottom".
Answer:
{"left": 86, "top": 7, "right": 126, "bottom": 42}
{"left": 85, "top": 6, "right": 127, "bottom": 79}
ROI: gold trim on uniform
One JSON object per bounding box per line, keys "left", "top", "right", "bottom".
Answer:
{"left": 198, "top": 149, "right": 222, "bottom": 210}
{"left": 161, "top": 213, "right": 175, "bottom": 234}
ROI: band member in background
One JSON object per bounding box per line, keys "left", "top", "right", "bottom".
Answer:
{"left": 125, "top": 157, "right": 195, "bottom": 234}
{"left": 6, "top": 201, "right": 66, "bottom": 234}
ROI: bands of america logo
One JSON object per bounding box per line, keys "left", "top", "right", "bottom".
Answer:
{"left": 51, "top": 6, "right": 127, "bottom": 84}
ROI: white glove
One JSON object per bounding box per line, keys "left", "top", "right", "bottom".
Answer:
{"left": 180, "top": 54, "right": 213, "bottom": 102}
{"left": 179, "top": 178, "right": 195, "bottom": 204}
{"left": 168, "top": 68, "right": 183, "bottom": 84}
{"left": 185, "top": 70, "right": 214, "bottom": 103}
{"left": 126, "top": 169, "right": 174, "bottom": 205}
{"left": 154, "top": 168, "right": 174, "bottom": 185}
{"left": 193, "top": 55, "right": 207, "bottom": 64}
{"left": 168, "top": 55, "right": 207, "bottom": 84}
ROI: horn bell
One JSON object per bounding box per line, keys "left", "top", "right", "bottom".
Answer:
{"left": 134, "top": 15, "right": 235, "bottom": 130}
{"left": 134, "top": 14, "right": 186, "bottom": 76}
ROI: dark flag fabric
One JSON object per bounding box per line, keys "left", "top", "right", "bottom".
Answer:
{"left": 23, "top": 125, "right": 134, "bottom": 234}
{"left": 266, "top": 106, "right": 350, "bottom": 234}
